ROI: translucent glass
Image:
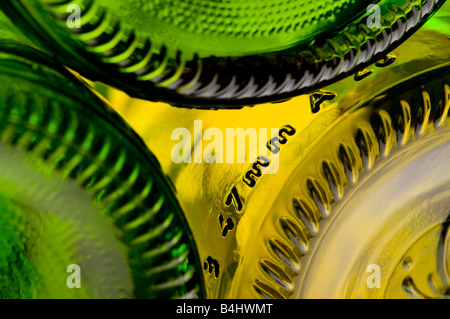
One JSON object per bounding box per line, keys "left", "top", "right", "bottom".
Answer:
{"left": 0, "top": 0, "right": 445, "bottom": 108}
{"left": 108, "top": 2, "right": 450, "bottom": 299}
{"left": 0, "top": 24, "right": 203, "bottom": 298}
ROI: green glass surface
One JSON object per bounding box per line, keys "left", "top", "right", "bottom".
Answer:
{"left": 0, "top": 0, "right": 448, "bottom": 301}
{"left": 0, "top": 0, "right": 445, "bottom": 108}
{"left": 93, "top": 0, "right": 373, "bottom": 57}
{"left": 0, "top": 21, "right": 204, "bottom": 298}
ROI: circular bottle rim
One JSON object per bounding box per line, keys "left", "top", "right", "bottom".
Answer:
{"left": 0, "top": 41, "right": 205, "bottom": 298}
{"left": 0, "top": 0, "right": 445, "bottom": 108}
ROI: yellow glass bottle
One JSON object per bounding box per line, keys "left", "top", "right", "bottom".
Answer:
{"left": 108, "top": 3, "right": 450, "bottom": 299}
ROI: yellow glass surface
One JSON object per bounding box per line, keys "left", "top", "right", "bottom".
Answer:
{"left": 103, "top": 4, "right": 450, "bottom": 299}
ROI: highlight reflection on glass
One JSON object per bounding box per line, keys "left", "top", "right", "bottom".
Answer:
{"left": 0, "top": 0, "right": 448, "bottom": 299}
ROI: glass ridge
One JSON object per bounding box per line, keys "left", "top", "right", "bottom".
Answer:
{"left": 0, "top": 0, "right": 445, "bottom": 108}
{"left": 0, "top": 40, "right": 204, "bottom": 298}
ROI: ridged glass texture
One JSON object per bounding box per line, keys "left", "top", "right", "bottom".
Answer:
{"left": 0, "top": 40, "right": 203, "bottom": 298}
{"left": 0, "top": 0, "right": 445, "bottom": 108}
{"left": 95, "top": 0, "right": 373, "bottom": 57}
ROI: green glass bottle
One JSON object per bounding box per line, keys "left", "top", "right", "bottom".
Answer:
{"left": 0, "top": 0, "right": 445, "bottom": 108}
{"left": 0, "top": 19, "right": 203, "bottom": 298}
